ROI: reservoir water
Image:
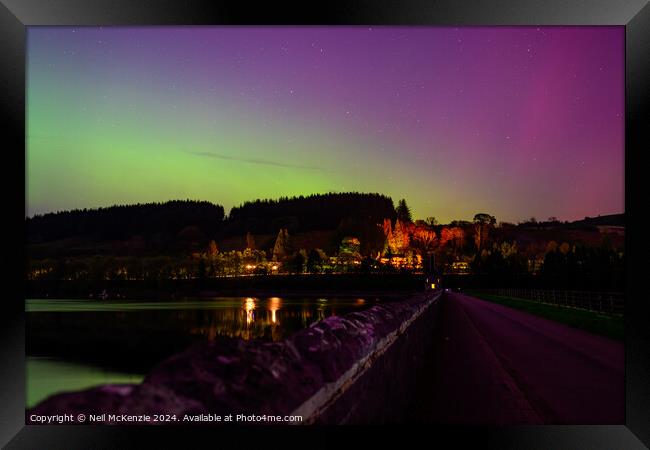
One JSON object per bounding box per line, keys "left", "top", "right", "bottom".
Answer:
{"left": 26, "top": 296, "right": 381, "bottom": 408}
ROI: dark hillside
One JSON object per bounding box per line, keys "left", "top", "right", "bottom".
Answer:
{"left": 27, "top": 200, "right": 226, "bottom": 256}
{"left": 225, "top": 192, "right": 396, "bottom": 235}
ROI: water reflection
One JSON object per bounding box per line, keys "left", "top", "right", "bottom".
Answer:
{"left": 244, "top": 297, "right": 256, "bottom": 326}
{"left": 27, "top": 296, "right": 381, "bottom": 352}
{"left": 269, "top": 297, "right": 281, "bottom": 324}
{"left": 26, "top": 296, "right": 389, "bottom": 409}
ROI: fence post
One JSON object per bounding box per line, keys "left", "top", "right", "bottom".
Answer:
{"left": 599, "top": 293, "right": 603, "bottom": 313}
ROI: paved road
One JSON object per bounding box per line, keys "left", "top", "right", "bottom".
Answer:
{"left": 415, "top": 292, "right": 624, "bottom": 424}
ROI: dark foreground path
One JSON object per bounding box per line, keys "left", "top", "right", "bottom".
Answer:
{"left": 413, "top": 292, "right": 624, "bottom": 424}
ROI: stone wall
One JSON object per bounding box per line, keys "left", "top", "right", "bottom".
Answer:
{"left": 28, "top": 291, "right": 442, "bottom": 425}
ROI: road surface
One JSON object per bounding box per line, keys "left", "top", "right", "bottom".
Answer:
{"left": 414, "top": 292, "right": 624, "bottom": 424}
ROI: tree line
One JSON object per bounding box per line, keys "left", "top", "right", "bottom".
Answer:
{"left": 225, "top": 192, "right": 396, "bottom": 234}
{"left": 26, "top": 196, "right": 624, "bottom": 290}
{"left": 27, "top": 200, "right": 225, "bottom": 244}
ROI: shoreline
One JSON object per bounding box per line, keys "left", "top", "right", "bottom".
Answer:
{"left": 26, "top": 290, "right": 422, "bottom": 301}
{"left": 26, "top": 273, "right": 428, "bottom": 300}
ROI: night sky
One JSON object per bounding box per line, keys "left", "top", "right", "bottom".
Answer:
{"left": 27, "top": 26, "right": 624, "bottom": 223}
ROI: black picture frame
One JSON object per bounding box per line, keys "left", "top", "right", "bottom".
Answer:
{"left": 2, "top": 0, "right": 648, "bottom": 448}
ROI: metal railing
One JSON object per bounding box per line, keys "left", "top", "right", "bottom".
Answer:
{"left": 483, "top": 288, "right": 624, "bottom": 316}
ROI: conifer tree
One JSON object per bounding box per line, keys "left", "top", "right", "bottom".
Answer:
{"left": 396, "top": 199, "right": 412, "bottom": 223}
{"left": 272, "top": 228, "right": 291, "bottom": 260}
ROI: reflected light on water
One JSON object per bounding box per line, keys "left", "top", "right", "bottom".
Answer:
{"left": 244, "top": 297, "right": 256, "bottom": 325}
{"left": 315, "top": 298, "right": 327, "bottom": 320}
{"left": 269, "top": 297, "right": 281, "bottom": 324}
{"left": 26, "top": 296, "right": 384, "bottom": 409}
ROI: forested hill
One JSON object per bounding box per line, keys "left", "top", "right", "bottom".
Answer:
{"left": 224, "top": 193, "right": 396, "bottom": 235}
{"left": 570, "top": 213, "right": 624, "bottom": 228}
{"left": 26, "top": 193, "right": 397, "bottom": 246}
{"left": 27, "top": 200, "right": 226, "bottom": 244}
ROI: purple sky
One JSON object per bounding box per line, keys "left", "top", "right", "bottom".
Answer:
{"left": 27, "top": 26, "right": 624, "bottom": 222}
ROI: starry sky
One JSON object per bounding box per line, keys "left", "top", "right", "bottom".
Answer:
{"left": 26, "top": 26, "right": 624, "bottom": 223}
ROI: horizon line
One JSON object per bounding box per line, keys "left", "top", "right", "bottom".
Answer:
{"left": 25, "top": 197, "right": 625, "bottom": 225}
